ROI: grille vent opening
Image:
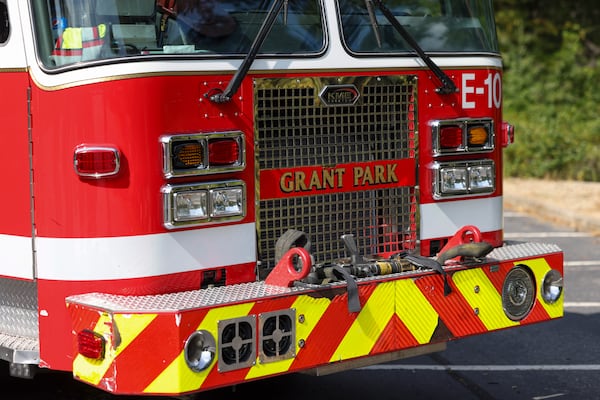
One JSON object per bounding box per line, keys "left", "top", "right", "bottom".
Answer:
{"left": 218, "top": 315, "right": 256, "bottom": 372}
{"left": 259, "top": 309, "right": 296, "bottom": 363}
{"left": 255, "top": 75, "right": 418, "bottom": 271}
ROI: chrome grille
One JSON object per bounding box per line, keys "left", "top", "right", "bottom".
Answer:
{"left": 255, "top": 75, "right": 417, "bottom": 268}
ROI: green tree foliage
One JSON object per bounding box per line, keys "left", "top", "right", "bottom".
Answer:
{"left": 495, "top": 0, "right": 600, "bottom": 181}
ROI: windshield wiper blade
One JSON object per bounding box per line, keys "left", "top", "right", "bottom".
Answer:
{"left": 209, "top": 0, "right": 287, "bottom": 103}
{"left": 370, "top": 0, "right": 458, "bottom": 95}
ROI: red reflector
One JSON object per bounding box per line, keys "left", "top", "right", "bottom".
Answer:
{"left": 501, "top": 121, "right": 515, "bottom": 147}
{"left": 74, "top": 146, "right": 120, "bottom": 178}
{"left": 209, "top": 139, "right": 240, "bottom": 165}
{"left": 439, "top": 126, "right": 463, "bottom": 148}
{"left": 77, "top": 329, "right": 105, "bottom": 360}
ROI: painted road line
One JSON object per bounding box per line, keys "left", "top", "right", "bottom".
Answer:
{"left": 361, "top": 364, "right": 600, "bottom": 371}
{"left": 504, "top": 232, "right": 591, "bottom": 238}
{"left": 564, "top": 302, "right": 600, "bottom": 308}
{"left": 565, "top": 261, "right": 600, "bottom": 267}
{"left": 533, "top": 394, "right": 566, "bottom": 400}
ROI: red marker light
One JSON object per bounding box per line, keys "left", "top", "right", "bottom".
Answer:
{"left": 501, "top": 121, "right": 515, "bottom": 147}
{"left": 77, "top": 329, "right": 105, "bottom": 360}
{"left": 209, "top": 139, "right": 240, "bottom": 166}
{"left": 74, "top": 145, "right": 120, "bottom": 178}
{"left": 439, "top": 125, "right": 463, "bottom": 149}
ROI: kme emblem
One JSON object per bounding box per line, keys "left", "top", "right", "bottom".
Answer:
{"left": 319, "top": 84, "right": 360, "bottom": 106}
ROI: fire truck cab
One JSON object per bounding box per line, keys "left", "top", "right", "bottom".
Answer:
{"left": 0, "top": 0, "right": 563, "bottom": 396}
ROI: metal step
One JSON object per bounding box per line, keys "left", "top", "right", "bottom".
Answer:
{"left": 0, "top": 332, "right": 39, "bottom": 364}
{"left": 0, "top": 278, "right": 39, "bottom": 368}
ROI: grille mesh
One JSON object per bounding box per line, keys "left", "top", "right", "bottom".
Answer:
{"left": 255, "top": 76, "right": 417, "bottom": 268}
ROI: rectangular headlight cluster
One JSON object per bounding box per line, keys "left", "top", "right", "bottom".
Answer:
{"left": 433, "top": 160, "right": 495, "bottom": 199}
{"left": 432, "top": 118, "right": 494, "bottom": 156}
{"left": 161, "top": 131, "right": 245, "bottom": 178}
{"left": 162, "top": 181, "right": 245, "bottom": 229}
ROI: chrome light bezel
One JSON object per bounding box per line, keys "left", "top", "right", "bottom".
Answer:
{"left": 432, "top": 118, "right": 495, "bottom": 157}
{"left": 161, "top": 131, "right": 245, "bottom": 178}
{"left": 162, "top": 180, "right": 246, "bottom": 229}
{"left": 432, "top": 160, "right": 496, "bottom": 199}
{"left": 73, "top": 145, "right": 121, "bottom": 179}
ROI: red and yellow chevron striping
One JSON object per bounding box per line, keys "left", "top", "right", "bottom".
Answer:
{"left": 67, "top": 251, "right": 563, "bottom": 396}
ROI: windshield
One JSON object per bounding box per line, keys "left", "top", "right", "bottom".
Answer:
{"left": 338, "top": 0, "right": 498, "bottom": 54}
{"left": 31, "top": 0, "right": 325, "bottom": 69}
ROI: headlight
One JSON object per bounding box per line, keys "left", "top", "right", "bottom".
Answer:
{"left": 211, "top": 187, "right": 244, "bottom": 217}
{"left": 174, "top": 191, "right": 208, "bottom": 221}
{"left": 440, "top": 167, "right": 468, "bottom": 194}
{"left": 469, "top": 164, "right": 495, "bottom": 193}
{"left": 502, "top": 266, "right": 535, "bottom": 321}
{"left": 184, "top": 330, "right": 216, "bottom": 372}
{"left": 433, "top": 160, "right": 495, "bottom": 198}
{"left": 541, "top": 269, "right": 563, "bottom": 304}
{"left": 163, "top": 181, "right": 246, "bottom": 229}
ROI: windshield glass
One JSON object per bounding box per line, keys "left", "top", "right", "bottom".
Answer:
{"left": 31, "top": 0, "right": 325, "bottom": 69}
{"left": 337, "top": 0, "right": 498, "bottom": 54}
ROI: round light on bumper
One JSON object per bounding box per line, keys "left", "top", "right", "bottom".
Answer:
{"left": 502, "top": 266, "right": 535, "bottom": 321}
{"left": 184, "top": 330, "right": 216, "bottom": 372}
{"left": 541, "top": 269, "right": 563, "bottom": 304}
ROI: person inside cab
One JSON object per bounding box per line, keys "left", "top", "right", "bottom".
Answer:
{"left": 176, "top": 0, "right": 237, "bottom": 40}
{"left": 159, "top": 0, "right": 241, "bottom": 50}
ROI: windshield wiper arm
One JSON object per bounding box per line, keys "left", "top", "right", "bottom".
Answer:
{"left": 209, "top": 0, "right": 287, "bottom": 103}
{"left": 370, "top": 0, "right": 458, "bottom": 95}
{"left": 365, "top": 0, "right": 382, "bottom": 47}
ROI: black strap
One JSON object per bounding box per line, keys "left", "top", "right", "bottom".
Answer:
{"left": 333, "top": 265, "right": 362, "bottom": 313}
{"left": 405, "top": 254, "right": 452, "bottom": 296}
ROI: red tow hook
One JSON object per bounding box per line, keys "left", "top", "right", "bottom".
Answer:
{"left": 437, "top": 225, "right": 484, "bottom": 265}
{"left": 265, "top": 247, "right": 312, "bottom": 287}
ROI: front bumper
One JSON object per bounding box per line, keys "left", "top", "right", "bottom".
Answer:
{"left": 66, "top": 241, "right": 563, "bottom": 396}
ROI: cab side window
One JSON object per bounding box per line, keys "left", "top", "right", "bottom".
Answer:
{"left": 0, "top": 1, "right": 9, "bottom": 43}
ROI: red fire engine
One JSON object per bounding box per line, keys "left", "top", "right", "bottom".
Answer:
{"left": 0, "top": 0, "right": 563, "bottom": 396}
